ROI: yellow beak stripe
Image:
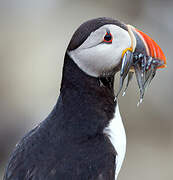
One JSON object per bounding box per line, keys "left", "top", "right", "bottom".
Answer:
{"left": 121, "top": 47, "right": 133, "bottom": 59}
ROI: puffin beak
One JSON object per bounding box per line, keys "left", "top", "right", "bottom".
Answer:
{"left": 127, "top": 25, "right": 166, "bottom": 68}
{"left": 117, "top": 25, "right": 167, "bottom": 104}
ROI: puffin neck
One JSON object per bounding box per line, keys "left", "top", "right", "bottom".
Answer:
{"left": 57, "top": 53, "right": 117, "bottom": 138}
{"left": 60, "top": 53, "right": 115, "bottom": 94}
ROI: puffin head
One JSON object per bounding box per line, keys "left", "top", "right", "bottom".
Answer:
{"left": 66, "top": 17, "right": 166, "bottom": 102}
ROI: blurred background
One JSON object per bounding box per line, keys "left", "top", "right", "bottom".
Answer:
{"left": 0, "top": 0, "right": 173, "bottom": 179}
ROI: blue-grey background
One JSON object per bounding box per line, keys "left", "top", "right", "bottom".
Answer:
{"left": 0, "top": 0, "right": 173, "bottom": 179}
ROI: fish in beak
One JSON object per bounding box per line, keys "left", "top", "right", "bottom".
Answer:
{"left": 117, "top": 24, "right": 166, "bottom": 104}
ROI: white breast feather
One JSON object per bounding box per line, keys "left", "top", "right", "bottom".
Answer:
{"left": 103, "top": 103, "right": 126, "bottom": 180}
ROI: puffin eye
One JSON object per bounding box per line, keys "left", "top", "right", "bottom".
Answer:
{"left": 104, "top": 32, "right": 113, "bottom": 43}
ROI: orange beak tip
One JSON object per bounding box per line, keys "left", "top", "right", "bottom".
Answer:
{"left": 133, "top": 27, "right": 167, "bottom": 70}
{"left": 158, "top": 64, "right": 167, "bottom": 69}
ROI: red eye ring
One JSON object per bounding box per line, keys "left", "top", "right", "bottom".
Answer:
{"left": 104, "top": 32, "right": 113, "bottom": 43}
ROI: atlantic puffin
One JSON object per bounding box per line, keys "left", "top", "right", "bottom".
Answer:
{"left": 3, "top": 17, "right": 166, "bottom": 180}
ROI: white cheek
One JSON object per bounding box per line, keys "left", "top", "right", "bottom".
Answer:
{"left": 68, "top": 25, "right": 131, "bottom": 77}
{"left": 69, "top": 45, "right": 118, "bottom": 77}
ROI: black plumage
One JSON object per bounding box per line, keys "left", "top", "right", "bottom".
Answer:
{"left": 3, "top": 17, "right": 123, "bottom": 180}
